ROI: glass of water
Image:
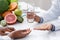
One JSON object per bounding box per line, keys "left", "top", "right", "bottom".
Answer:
{"left": 27, "top": 0, "right": 35, "bottom": 23}
{"left": 27, "top": 9, "right": 35, "bottom": 23}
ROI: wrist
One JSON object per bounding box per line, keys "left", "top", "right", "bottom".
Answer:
{"left": 50, "top": 24, "right": 55, "bottom": 31}
{"left": 38, "top": 17, "right": 43, "bottom": 23}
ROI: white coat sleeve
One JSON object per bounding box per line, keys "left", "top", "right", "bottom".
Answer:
{"left": 38, "top": 0, "right": 60, "bottom": 23}
{"left": 47, "top": 19, "right": 60, "bottom": 31}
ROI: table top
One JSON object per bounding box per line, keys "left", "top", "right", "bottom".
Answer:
{"left": 7, "top": 16, "right": 60, "bottom": 40}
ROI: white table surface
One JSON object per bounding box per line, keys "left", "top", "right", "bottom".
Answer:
{"left": 7, "top": 16, "right": 60, "bottom": 40}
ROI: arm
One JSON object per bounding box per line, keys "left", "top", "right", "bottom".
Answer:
{"left": 35, "top": 0, "right": 60, "bottom": 23}
{"left": 49, "top": 19, "right": 60, "bottom": 31}
{"left": 34, "top": 19, "right": 60, "bottom": 31}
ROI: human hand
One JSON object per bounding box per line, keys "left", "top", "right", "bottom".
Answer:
{"left": 0, "top": 27, "right": 15, "bottom": 36}
{"left": 8, "top": 28, "right": 31, "bottom": 39}
{"left": 34, "top": 24, "right": 52, "bottom": 30}
{"left": 4, "top": 27, "right": 15, "bottom": 32}
{"left": 34, "top": 15, "right": 41, "bottom": 22}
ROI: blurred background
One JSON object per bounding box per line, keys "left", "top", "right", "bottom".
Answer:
{"left": 19, "top": 0, "right": 52, "bottom": 10}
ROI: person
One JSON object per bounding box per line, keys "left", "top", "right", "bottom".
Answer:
{"left": 34, "top": 0, "right": 60, "bottom": 31}
{"left": 0, "top": 27, "right": 31, "bottom": 40}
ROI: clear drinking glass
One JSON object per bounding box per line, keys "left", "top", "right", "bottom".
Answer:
{"left": 18, "top": 0, "right": 35, "bottom": 23}
{"left": 27, "top": 0, "right": 35, "bottom": 23}
{"left": 27, "top": 9, "right": 35, "bottom": 23}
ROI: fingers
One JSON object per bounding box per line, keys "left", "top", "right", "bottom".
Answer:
{"left": 34, "top": 27, "right": 48, "bottom": 30}
{"left": 7, "top": 27, "right": 15, "bottom": 31}
{"left": 8, "top": 28, "right": 31, "bottom": 39}
{"left": 4, "top": 27, "right": 15, "bottom": 32}
{"left": 34, "top": 24, "right": 52, "bottom": 30}
{"left": 34, "top": 27, "right": 44, "bottom": 30}
{"left": 21, "top": 28, "right": 31, "bottom": 34}
{"left": 34, "top": 15, "right": 40, "bottom": 22}
{"left": 0, "top": 27, "right": 15, "bottom": 36}
{"left": 0, "top": 30, "right": 8, "bottom": 36}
